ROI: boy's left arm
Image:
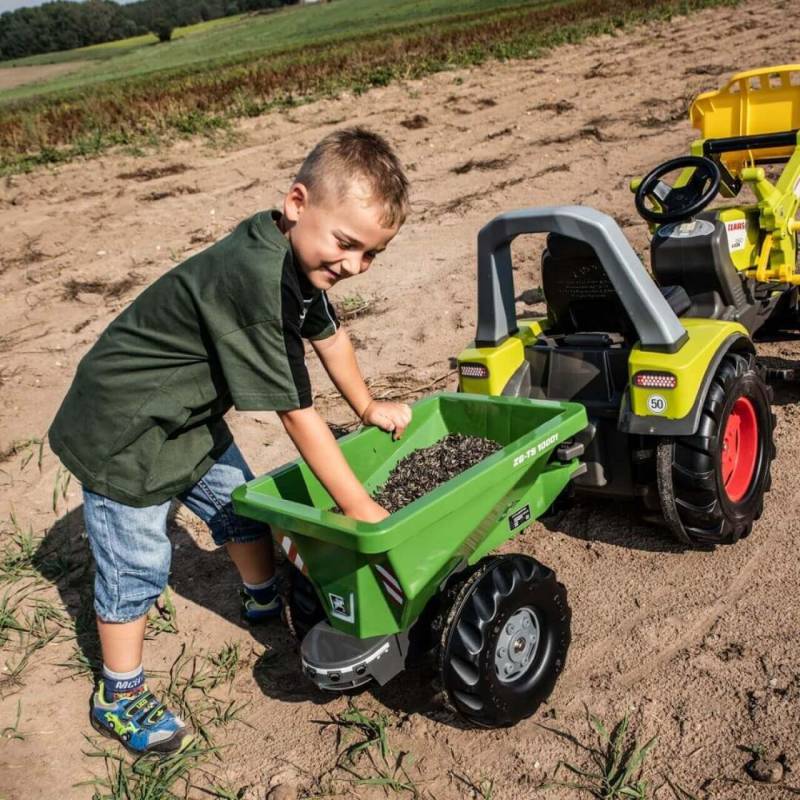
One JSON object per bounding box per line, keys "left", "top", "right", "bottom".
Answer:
{"left": 311, "top": 328, "right": 411, "bottom": 437}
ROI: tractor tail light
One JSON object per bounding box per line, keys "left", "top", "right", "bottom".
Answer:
{"left": 633, "top": 371, "right": 677, "bottom": 389}
{"left": 459, "top": 362, "right": 489, "bottom": 380}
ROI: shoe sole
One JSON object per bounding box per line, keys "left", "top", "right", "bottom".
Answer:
{"left": 89, "top": 710, "right": 193, "bottom": 757}
{"left": 240, "top": 605, "right": 283, "bottom": 626}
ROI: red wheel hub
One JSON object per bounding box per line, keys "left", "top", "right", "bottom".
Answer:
{"left": 721, "top": 396, "right": 758, "bottom": 502}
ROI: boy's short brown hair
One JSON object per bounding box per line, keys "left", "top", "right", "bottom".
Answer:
{"left": 296, "top": 127, "right": 410, "bottom": 228}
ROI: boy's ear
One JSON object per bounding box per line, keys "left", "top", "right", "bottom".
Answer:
{"left": 284, "top": 182, "right": 310, "bottom": 222}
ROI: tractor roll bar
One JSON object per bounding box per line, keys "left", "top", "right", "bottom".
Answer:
{"left": 703, "top": 129, "right": 799, "bottom": 156}
{"left": 475, "top": 206, "right": 688, "bottom": 352}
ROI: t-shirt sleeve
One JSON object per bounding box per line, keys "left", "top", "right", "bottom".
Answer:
{"left": 301, "top": 291, "right": 340, "bottom": 341}
{"left": 214, "top": 316, "right": 312, "bottom": 412}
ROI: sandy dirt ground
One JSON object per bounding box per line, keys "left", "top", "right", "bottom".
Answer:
{"left": 0, "top": 62, "right": 91, "bottom": 92}
{"left": 1, "top": 1, "right": 799, "bottom": 797}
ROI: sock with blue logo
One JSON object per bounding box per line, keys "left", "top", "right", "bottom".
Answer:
{"left": 102, "top": 664, "right": 146, "bottom": 703}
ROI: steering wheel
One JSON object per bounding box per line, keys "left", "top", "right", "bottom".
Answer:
{"left": 634, "top": 155, "right": 721, "bottom": 224}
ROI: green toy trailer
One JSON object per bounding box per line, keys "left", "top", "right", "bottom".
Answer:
{"left": 233, "top": 392, "right": 588, "bottom": 727}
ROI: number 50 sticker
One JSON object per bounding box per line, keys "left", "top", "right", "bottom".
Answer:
{"left": 647, "top": 394, "right": 667, "bottom": 414}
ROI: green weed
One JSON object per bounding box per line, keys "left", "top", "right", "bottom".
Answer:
{"left": 0, "top": 699, "right": 24, "bottom": 741}
{"left": 0, "top": 517, "right": 39, "bottom": 584}
{"left": 78, "top": 736, "right": 219, "bottom": 800}
{"left": 451, "top": 769, "right": 495, "bottom": 799}
{"left": 159, "top": 643, "right": 251, "bottom": 750}
{"left": 145, "top": 588, "right": 178, "bottom": 637}
{"left": 316, "top": 701, "right": 419, "bottom": 795}
{"left": 208, "top": 642, "right": 241, "bottom": 687}
{"left": 542, "top": 711, "right": 657, "bottom": 799}
{"left": 52, "top": 465, "right": 72, "bottom": 513}
{"left": 0, "top": 587, "right": 32, "bottom": 646}
{"left": 57, "top": 644, "right": 100, "bottom": 681}
{"left": 336, "top": 293, "right": 375, "bottom": 321}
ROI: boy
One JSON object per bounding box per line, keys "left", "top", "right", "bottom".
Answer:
{"left": 48, "top": 128, "right": 412, "bottom": 755}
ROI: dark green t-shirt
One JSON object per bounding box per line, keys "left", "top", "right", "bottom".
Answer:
{"left": 48, "top": 210, "right": 339, "bottom": 507}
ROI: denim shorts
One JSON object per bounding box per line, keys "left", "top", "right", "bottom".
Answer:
{"left": 83, "top": 442, "right": 268, "bottom": 623}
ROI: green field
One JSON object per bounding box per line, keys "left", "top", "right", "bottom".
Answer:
{"left": 0, "top": 0, "right": 739, "bottom": 174}
{"left": 0, "top": 0, "right": 539, "bottom": 101}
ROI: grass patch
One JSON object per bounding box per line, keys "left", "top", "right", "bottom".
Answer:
{"left": 0, "top": 437, "right": 43, "bottom": 468}
{"left": 158, "top": 642, "right": 250, "bottom": 749}
{"left": 78, "top": 737, "right": 226, "bottom": 800}
{"left": 0, "top": 518, "right": 39, "bottom": 584}
{"left": 541, "top": 711, "right": 657, "bottom": 799}
{"left": 145, "top": 587, "right": 178, "bottom": 637}
{"left": 335, "top": 293, "right": 376, "bottom": 321}
{"left": 316, "top": 701, "right": 420, "bottom": 795}
{"left": 0, "top": 0, "right": 740, "bottom": 174}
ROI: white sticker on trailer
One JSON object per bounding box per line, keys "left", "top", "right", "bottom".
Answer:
{"left": 512, "top": 432, "right": 559, "bottom": 468}
{"left": 725, "top": 220, "right": 747, "bottom": 252}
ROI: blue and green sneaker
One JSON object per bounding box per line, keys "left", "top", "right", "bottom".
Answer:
{"left": 240, "top": 586, "right": 282, "bottom": 624}
{"left": 90, "top": 682, "right": 193, "bottom": 756}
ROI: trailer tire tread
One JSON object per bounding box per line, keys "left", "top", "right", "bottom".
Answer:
{"left": 437, "top": 555, "right": 570, "bottom": 728}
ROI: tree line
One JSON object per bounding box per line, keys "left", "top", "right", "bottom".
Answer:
{"left": 0, "top": 0, "right": 299, "bottom": 61}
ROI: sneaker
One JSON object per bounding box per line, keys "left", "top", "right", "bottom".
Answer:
{"left": 90, "top": 682, "right": 193, "bottom": 756}
{"left": 240, "top": 587, "right": 282, "bottom": 624}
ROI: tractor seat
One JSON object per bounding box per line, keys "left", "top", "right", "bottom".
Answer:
{"left": 541, "top": 233, "right": 690, "bottom": 338}
{"left": 542, "top": 233, "right": 636, "bottom": 338}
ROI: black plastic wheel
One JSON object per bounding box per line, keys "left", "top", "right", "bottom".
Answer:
{"left": 283, "top": 569, "right": 326, "bottom": 641}
{"left": 656, "top": 352, "right": 775, "bottom": 549}
{"left": 437, "top": 555, "right": 570, "bottom": 728}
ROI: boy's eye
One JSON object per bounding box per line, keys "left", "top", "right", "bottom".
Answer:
{"left": 364, "top": 251, "right": 377, "bottom": 261}
{"left": 336, "top": 239, "right": 355, "bottom": 250}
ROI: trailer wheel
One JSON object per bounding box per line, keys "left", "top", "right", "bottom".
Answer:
{"left": 284, "top": 569, "right": 326, "bottom": 641}
{"left": 438, "top": 555, "right": 570, "bottom": 728}
{"left": 656, "top": 352, "right": 775, "bottom": 549}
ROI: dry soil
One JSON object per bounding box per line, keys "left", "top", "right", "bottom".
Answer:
{"left": 1, "top": 1, "right": 799, "bottom": 798}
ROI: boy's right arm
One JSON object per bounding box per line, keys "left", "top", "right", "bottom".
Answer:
{"left": 277, "top": 406, "right": 389, "bottom": 523}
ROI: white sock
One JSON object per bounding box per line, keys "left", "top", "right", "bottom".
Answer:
{"left": 243, "top": 576, "right": 276, "bottom": 592}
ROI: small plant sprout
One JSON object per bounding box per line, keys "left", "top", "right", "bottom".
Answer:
{"left": 316, "top": 702, "right": 419, "bottom": 795}
{"left": 1, "top": 699, "right": 25, "bottom": 741}
{"left": 543, "top": 710, "right": 658, "bottom": 799}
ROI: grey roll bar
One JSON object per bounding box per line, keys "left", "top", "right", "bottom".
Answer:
{"left": 475, "top": 206, "right": 687, "bottom": 352}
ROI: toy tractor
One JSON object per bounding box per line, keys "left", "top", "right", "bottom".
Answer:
{"left": 231, "top": 65, "right": 797, "bottom": 729}
{"left": 458, "top": 64, "right": 800, "bottom": 548}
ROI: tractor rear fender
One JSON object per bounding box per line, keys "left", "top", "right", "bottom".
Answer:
{"left": 457, "top": 318, "right": 545, "bottom": 396}
{"left": 474, "top": 206, "right": 688, "bottom": 352}
{"left": 619, "top": 319, "right": 753, "bottom": 436}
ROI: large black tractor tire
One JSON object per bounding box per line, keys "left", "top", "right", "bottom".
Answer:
{"left": 656, "top": 352, "right": 775, "bottom": 549}
{"left": 283, "top": 569, "right": 326, "bottom": 642}
{"left": 437, "top": 555, "right": 570, "bottom": 728}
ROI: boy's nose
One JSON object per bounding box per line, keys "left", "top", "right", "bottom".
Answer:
{"left": 340, "top": 255, "right": 361, "bottom": 277}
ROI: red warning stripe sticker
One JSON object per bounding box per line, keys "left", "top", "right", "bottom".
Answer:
{"left": 274, "top": 530, "right": 308, "bottom": 575}
{"left": 374, "top": 563, "right": 404, "bottom": 606}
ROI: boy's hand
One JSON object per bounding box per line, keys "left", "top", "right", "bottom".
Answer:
{"left": 360, "top": 400, "right": 412, "bottom": 439}
{"left": 342, "top": 497, "right": 390, "bottom": 523}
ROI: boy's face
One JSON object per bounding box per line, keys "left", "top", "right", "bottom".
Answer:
{"left": 282, "top": 180, "right": 400, "bottom": 291}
